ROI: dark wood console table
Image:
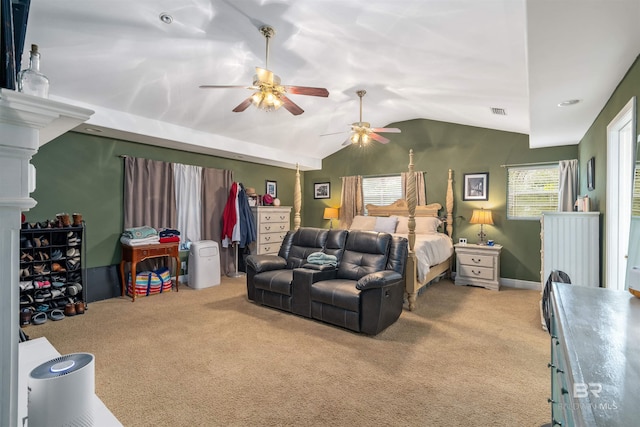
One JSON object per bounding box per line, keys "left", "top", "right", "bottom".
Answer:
{"left": 119, "top": 242, "right": 180, "bottom": 302}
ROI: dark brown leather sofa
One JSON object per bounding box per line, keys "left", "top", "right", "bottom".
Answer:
{"left": 246, "top": 227, "right": 408, "bottom": 335}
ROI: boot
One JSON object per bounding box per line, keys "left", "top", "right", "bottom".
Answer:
{"left": 72, "top": 213, "right": 83, "bottom": 226}
{"left": 75, "top": 301, "right": 85, "bottom": 315}
{"left": 64, "top": 302, "right": 76, "bottom": 316}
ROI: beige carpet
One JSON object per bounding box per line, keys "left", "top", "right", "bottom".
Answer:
{"left": 26, "top": 277, "right": 551, "bottom": 427}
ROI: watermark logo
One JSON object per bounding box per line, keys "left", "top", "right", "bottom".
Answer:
{"left": 573, "top": 382, "right": 602, "bottom": 399}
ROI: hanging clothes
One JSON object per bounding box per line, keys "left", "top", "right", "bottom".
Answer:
{"left": 237, "top": 183, "right": 257, "bottom": 248}
{"left": 222, "top": 182, "right": 238, "bottom": 248}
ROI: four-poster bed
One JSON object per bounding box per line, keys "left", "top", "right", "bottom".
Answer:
{"left": 364, "top": 150, "right": 454, "bottom": 310}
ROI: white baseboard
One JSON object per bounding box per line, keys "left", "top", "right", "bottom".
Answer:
{"left": 500, "top": 277, "right": 540, "bottom": 291}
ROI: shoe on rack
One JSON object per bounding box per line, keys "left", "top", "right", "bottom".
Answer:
{"left": 49, "top": 309, "right": 65, "bottom": 321}
{"left": 51, "top": 249, "right": 63, "bottom": 260}
{"left": 31, "top": 312, "right": 47, "bottom": 325}
{"left": 64, "top": 303, "right": 76, "bottom": 316}
{"left": 20, "top": 308, "right": 32, "bottom": 326}
{"left": 75, "top": 301, "right": 85, "bottom": 314}
{"left": 19, "top": 281, "right": 34, "bottom": 291}
{"left": 21, "top": 251, "right": 34, "bottom": 262}
{"left": 20, "top": 294, "right": 34, "bottom": 305}
{"left": 52, "top": 262, "right": 66, "bottom": 272}
{"left": 67, "top": 283, "right": 83, "bottom": 296}
{"left": 72, "top": 213, "right": 83, "bottom": 227}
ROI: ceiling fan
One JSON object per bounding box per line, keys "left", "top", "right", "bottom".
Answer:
{"left": 324, "top": 90, "right": 401, "bottom": 146}
{"left": 199, "top": 25, "right": 329, "bottom": 116}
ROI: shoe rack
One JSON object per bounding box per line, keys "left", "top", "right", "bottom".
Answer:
{"left": 19, "top": 220, "right": 86, "bottom": 326}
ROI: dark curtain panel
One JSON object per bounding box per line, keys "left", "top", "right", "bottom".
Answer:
{"left": 202, "top": 168, "right": 234, "bottom": 275}
{"left": 124, "top": 157, "right": 176, "bottom": 229}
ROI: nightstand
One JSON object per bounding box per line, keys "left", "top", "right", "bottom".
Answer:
{"left": 454, "top": 243, "right": 502, "bottom": 290}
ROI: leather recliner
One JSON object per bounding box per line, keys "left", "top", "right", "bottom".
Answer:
{"left": 294, "top": 230, "right": 408, "bottom": 335}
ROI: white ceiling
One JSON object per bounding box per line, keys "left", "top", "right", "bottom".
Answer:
{"left": 21, "top": 0, "right": 640, "bottom": 170}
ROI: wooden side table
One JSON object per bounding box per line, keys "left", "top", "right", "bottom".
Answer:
{"left": 119, "top": 242, "right": 180, "bottom": 302}
{"left": 454, "top": 243, "right": 502, "bottom": 290}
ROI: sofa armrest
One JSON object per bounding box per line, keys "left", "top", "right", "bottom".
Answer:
{"left": 291, "top": 267, "right": 338, "bottom": 317}
{"left": 356, "top": 271, "right": 403, "bottom": 291}
{"left": 246, "top": 254, "right": 287, "bottom": 274}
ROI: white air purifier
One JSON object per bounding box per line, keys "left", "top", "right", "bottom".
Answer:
{"left": 28, "top": 353, "right": 96, "bottom": 427}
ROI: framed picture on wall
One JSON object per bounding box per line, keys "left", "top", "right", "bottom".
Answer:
{"left": 265, "top": 180, "right": 277, "bottom": 198}
{"left": 314, "top": 182, "right": 330, "bottom": 199}
{"left": 463, "top": 172, "right": 489, "bottom": 201}
{"left": 587, "top": 157, "right": 595, "bottom": 191}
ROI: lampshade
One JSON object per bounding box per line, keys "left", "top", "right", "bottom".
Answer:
{"left": 323, "top": 207, "right": 339, "bottom": 220}
{"left": 469, "top": 209, "right": 494, "bottom": 225}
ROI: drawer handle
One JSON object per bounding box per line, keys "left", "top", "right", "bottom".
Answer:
{"left": 265, "top": 216, "right": 271, "bottom": 220}
{"left": 556, "top": 368, "right": 564, "bottom": 374}
{"left": 471, "top": 270, "right": 482, "bottom": 275}
{"left": 561, "top": 387, "right": 569, "bottom": 395}
{"left": 279, "top": 215, "right": 286, "bottom": 220}
{"left": 264, "top": 246, "right": 271, "bottom": 252}
{"left": 265, "top": 226, "right": 271, "bottom": 231}
{"left": 265, "top": 236, "right": 270, "bottom": 241}
{"left": 471, "top": 258, "right": 482, "bottom": 263}
{"left": 279, "top": 225, "right": 285, "bottom": 230}
{"left": 553, "top": 420, "right": 562, "bottom": 426}
{"left": 547, "top": 398, "right": 555, "bottom": 404}
{"left": 547, "top": 363, "right": 555, "bottom": 369}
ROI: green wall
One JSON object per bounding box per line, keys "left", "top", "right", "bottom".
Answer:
{"left": 577, "top": 54, "right": 640, "bottom": 286}
{"left": 305, "top": 120, "right": 577, "bottom": 282}
{"left": 26, "top": 133, "right": 303, "bottom": 268}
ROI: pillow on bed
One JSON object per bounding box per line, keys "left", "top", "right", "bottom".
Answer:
{"left": 392, "top": 216, "right": 441, "bottom": 234}
{"left": 350, "top": 215, "right": 377, "bottom": 230}
{"left": 415, "top": 217, "right": 442, "bottom": 234}
{"left": 374, "top": 216, "right": 399, "bottom": 233}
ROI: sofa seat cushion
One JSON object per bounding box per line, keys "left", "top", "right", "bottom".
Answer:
{"left": 311, "top": 279, "right": 360, "bottom": 312}
{"left": 253, "top": 270, "right": 294, "bottom": 296}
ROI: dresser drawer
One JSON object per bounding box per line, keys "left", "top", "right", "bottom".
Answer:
{"left": 257, "top": 243, "right": 280, "bottom": 255}
{"left": 258, "top": 232, "right": 287, "bottom": 245}
{"left": 458, "top": 264, "right": 495, "bottom": 281}
{"left": 457, "top": 252, "right": 494, "bottom": 268}
{"left": 258, "top": 222, "right": 289, "bottom": 234}
{"left": 258, "top": 211, "right": 290, "bottom": 224}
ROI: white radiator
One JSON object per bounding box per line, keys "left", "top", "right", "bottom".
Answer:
{"left": 541, "top": 212, "right": 600, "bottom": 288}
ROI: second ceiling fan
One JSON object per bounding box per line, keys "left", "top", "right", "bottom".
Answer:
{"left": 324, "top": 90, "right": 401, "bottom": 146}
{"left": 200, "top": 25, "right": 329, "bottom": 116}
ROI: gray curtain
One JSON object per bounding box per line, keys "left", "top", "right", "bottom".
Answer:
{"left": 558, "top": 159, "right": 578, "bottom": 211}
{"left": 202, "top": 168, "right": 234, "bottom": 275}
{"left": 402, "top": 171, "right": 427, "bottom": 205}
{"left": 339, "top": 176, "right": 363, "bottom": 228}
{"left": 124, "top": 157, "right": 176, "bottom": 229}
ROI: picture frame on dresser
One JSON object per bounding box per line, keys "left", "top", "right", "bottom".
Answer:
{"left": 314, "top": 182, "right": 330, "bottom": 199}
{"left": 265, "top": 180, "right": 277, "bottom": 198}
{"left": 587, "top": 156, "right": 595, "bottom": 191}
{"left": 463, "top": 172, "right": 489, "bottom": 201}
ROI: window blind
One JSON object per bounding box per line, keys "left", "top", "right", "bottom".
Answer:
{"left": 362, "top": 175, "right": 402, "bottom": 213}
{"left": 507, "top": 164, "right": 559, "bottom": 219}
{"left": 633, "top": 164, "right": 640, "bottom": 216}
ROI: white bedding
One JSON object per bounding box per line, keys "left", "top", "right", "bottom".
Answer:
{"left": 393, "top": 232, "right": 453, "bottom": 283}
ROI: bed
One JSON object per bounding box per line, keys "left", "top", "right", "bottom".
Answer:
{"left": 363, "top": 150, "right": 454, "bottom": 311}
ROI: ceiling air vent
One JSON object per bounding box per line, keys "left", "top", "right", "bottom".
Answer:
{"left": 491, "top": 107, "right": 506, "bottom": 116}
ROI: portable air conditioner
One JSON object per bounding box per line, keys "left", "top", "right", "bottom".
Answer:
{"left": 28, "top": 353, "right": 95, "bottom": 427}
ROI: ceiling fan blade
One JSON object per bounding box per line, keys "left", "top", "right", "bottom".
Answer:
{"left": 285, "top": 86, "right": 330, "bottom": 97}
{"left": 199, "top": 85, "right": 253, "bottom": 89}
{"left": 370, "top": 127, "right": 401, "bottom": 134}
{"left": 369, "top": 132, "right": 390, "bottom": 144}
{"left": 232, "top": 97, "right": 254, "bottom": 113}
{"left": 256, "top": 67, "right": 275, "bottom": 85}
{"left": 280, "top": 95, "right": 304, "bottom": 116}
{"left": 320, "top": 130, "right": 348, "bottom": 137}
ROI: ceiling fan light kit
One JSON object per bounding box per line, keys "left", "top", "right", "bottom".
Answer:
{"left": 200, "top": 25, "right": 329, "bottom": 116}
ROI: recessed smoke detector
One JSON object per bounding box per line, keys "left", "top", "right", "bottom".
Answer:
{"left": 491, "top": 107, "right": 506, "bottom": 116}
{"left": 558, "top": 99, "right": 581, "bottom": 107}
{"left": 159, "top": 12, "right": 173, "bottom": 24}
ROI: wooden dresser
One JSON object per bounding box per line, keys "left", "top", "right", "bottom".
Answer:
{"left": 251, "top": 206, "right": 291, "bottom": 255}
{"left": 549, "top": 282, "right": 640, "bottom": 426}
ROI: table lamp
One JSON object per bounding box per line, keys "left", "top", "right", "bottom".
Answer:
{"left": 323, "top": 207, "right": 339, "bottom": 229}
{"left": 469, "top": 208, "right": 493, "bottom": 244}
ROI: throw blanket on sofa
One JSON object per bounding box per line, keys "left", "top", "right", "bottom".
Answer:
{"left": 307, "top": 252, "right": 338, "bottom": 267}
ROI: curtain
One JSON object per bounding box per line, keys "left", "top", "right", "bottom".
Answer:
{"left": 558, "top": 159, "right": 578, "bottom": 211}
{"left": 202, "top": 168, "right": 234, "bottom": 275}
{"left": 402, "top": 171, "right": 427, "bottom": 205}
{"left": 124, "top": 157, "right": 176, "bottom": 229}
{"left": 339, "top": 175, "right": 363, "bottom": 228}
{"left": 173, "top": 163, "right": 202, "bottom": 245}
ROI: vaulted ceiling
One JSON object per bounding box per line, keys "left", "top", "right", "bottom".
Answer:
{"left": 21, "top": 0, "right": 640, "bottom": 170}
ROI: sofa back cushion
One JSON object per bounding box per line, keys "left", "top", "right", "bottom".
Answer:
{"left": 337, "top": 231, "right": 392, "bottom": 280}
{"left": 324, "top": 229, "right": 348, "bottom": 264}
{"left": 280, "top": 228, "right": 329, "bottom": 268}
{"left": 387, "top": 236, "right": 408, "bottom": 275}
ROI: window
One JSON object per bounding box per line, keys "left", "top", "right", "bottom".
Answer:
{"left": 362, "top": 175, "right": 402, "bottom": 213}
{"left": 507, "top": 164, "right": 559, "bottom": 219}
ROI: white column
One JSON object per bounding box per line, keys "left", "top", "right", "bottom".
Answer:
{"left": 0, "top": 89, "right": 92, "bottom": 427}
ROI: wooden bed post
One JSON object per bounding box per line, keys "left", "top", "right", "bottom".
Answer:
{"left": 406, "top": 149, "right": 418, "bottom": 311}
{"left": 294, "top": 163, "right": 301, "bottom": 230}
